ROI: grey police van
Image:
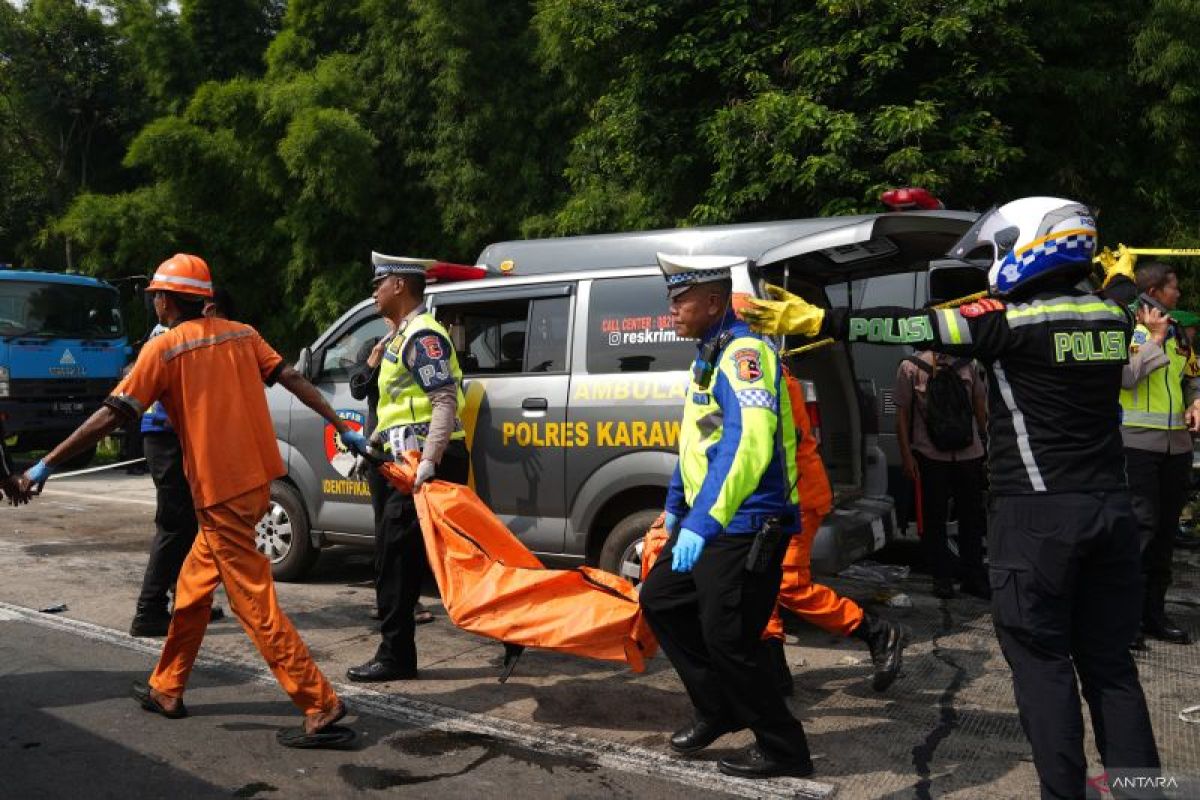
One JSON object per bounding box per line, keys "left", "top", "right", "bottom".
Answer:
{"left": 259, "top": 210, "right": 976, "bottom": 581}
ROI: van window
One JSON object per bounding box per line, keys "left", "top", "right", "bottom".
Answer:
{"left": 318, "top": 315, "right": 392, "bottom": 383}
{"left": 587, "top": 277, "right": 693, "bottom": 373}
{"left": 826, "top": 272, "right": 918, "bottom": 310}
{"left": 436, "top": 294, "right": 570, "bottom": 375}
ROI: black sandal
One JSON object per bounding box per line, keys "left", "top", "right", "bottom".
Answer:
{"left": 277, "top": 701, "right": 356, "bottom": 749}
{"left": 130, "top": 681, "right": 188, "bottom": 719}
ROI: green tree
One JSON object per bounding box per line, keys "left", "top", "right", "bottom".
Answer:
{"left": 0, "top": 0, "right": 134, "bottom": 266}
{"left": 533, "top": 0, "right": 1038, "bottom": 232}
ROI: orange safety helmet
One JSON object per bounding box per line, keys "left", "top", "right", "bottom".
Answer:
{"left": 147, "top": 253, "right": 213, "bottom": 298}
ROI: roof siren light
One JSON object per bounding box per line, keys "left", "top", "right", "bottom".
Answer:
{"left": 881, "top": 187, "right": 945, "bottom": 212}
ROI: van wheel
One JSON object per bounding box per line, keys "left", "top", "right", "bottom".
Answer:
{"left": 598, "top": 509, "right": 661, "bottom": 588}
{"left": 256, "top": 481, "right": 318, "bottom": 582}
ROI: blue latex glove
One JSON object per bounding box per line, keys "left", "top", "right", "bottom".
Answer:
{"left": 671, "top": 529, "right": 705, "bottom": 573}
{"left": 663, "top": 511, "right": 681, "bottom": 536}
{"left": 25, "top": 459, "right": 53, "bottom": 492}
{"left": 339, "top": 428, "right": 370, "bottom": 457}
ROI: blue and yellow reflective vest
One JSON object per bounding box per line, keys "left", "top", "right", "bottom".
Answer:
{"left": 665, "top": 313, "right": 800, "bottom": 539}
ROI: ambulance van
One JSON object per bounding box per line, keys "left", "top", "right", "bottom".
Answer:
{"left": 262, "top": 210, "right": 975, "bottom": 581}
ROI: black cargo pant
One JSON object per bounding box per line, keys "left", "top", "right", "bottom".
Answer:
{"left": 639, "top": 531, "right": 811, "bottom": 764}
{"left": 366, "top": 464, "right": 389, "bottom": 611}
{"left": 374, "top": 441, "right": 469, "bottom": 670}
{"left": 988, "top": 492, "right": 1159, "bottom": 800}
{"left": 135, "top": 432, "right": 199, "bottom": 612}
{"left": 916, "top": 453, "right": 987, "bottom": 585}
{"left": 1125, "top": 447, "right": 1192, "bottom": 623}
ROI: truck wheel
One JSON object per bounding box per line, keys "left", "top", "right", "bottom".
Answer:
{"left": 256, "top": 481, "right": 318, "bottom": 582}
{"left": 598, "top": 509, "right": 661, "bottom": 588}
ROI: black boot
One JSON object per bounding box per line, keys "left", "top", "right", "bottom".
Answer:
{"left": 1143, "top": 585, "right": 1192, "bottom": 645}
{"left": 499, "top": 643, "right": 525, "bottom": 683}
{"left": 129, "top": 605, "right": 171, "bottom": 638}
{"left": 1143, "top": 613, "right": 1191, "bottom": 645}
{"left": 853, "top": 614, "right": 907, "bottom": 691}
{"left": 763, "top": 638, "right": 793, "bottom": 697}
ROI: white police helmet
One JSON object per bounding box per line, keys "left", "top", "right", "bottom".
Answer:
{"left": 948, "top": 197, "right": 1097, "bottom": 297}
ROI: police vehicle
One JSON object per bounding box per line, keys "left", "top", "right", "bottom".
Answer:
{"left": 261, "top": 209, "right": 976, "bottom": 581}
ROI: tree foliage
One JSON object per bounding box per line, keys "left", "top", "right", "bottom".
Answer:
{"left": 2, "top": 0, "right": 1200, "bottom": 350}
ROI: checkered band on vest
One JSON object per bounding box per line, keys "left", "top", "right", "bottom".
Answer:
{"left": 736, "top": 388, "right": 777, "bottom": 410}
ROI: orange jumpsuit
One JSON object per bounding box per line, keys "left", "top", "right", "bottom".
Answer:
{"left": 110, "top": 318, "right": 338, "bottom": 715}
{"left": 763, "top": 386, "right": 864, "bottom": 640}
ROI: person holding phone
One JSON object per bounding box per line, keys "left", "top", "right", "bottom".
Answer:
{"left": 1121, "top": 260, "right": 1200, "bottom": 646}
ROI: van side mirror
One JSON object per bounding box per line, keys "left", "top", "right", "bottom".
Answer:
{"left": 297, "top": 347, "right": 315, "bottom": 380}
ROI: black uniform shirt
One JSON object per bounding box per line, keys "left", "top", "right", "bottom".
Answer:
{"left": 825, "top": 278, "right": 1137, "bottom": 495}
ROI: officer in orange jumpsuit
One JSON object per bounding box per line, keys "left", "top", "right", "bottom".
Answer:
{"left": 20, "top": 254, "right": 371, "bottom": 748}
{"left": 762, "top": 388, "right": 908, "bottom": 693}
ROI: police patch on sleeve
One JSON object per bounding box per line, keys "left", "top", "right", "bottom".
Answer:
{"left": 959, "top": 298, "right": 1005, "bottom": 318}
{"left": 406, "top": 331, "right": 455, "bottom": 391}
{"left": 1130, "top": 327, "right": 1148, "bottom": 354}
{"left": 733, "top": 348, "right": 762, "bottom": 382}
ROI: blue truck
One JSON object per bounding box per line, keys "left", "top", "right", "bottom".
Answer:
{"left": 0, "top": 270, "right": 128, "bottom": 465}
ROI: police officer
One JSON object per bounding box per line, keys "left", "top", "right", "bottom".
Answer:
{"left": 741, "top": 198, "right": 1161, "bottom": 798}
{"left": 639, "top": 253, "right": 813, "bottom": 780}
{"left": 1121, "top": 260, "right": 1200, "bottom": 646}
{"left": 346, "top": 252, "right": 470, "bottom": 683}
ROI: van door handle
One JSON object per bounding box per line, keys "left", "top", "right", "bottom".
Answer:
{"left": 522, "top": 397, "right": 549, "bottom": 411}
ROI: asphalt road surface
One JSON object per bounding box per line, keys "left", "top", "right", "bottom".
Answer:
{"left": 1, "top": 470, "right": 1198, "bottom": 798}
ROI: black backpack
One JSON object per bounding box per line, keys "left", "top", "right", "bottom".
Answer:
{"left": 907, "top": 356, "right": 975, "bottom": 452}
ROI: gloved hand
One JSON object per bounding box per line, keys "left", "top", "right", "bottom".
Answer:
{"left": 339, "top": 428, "right": 370, "bottom": 457}
{"left": 24, "top": 459, "right": 53, "bottom": 494}
{"left": 738, "top": 285, "right": 826, "bottom": 337}
{"left": 349, "top": 455, "right": 373, "bottom": 481}
{"left": 663, "top": 511, "right": 681, "bottom": 536}
{"left": 671, "top": 529, "right": 705, "bottom": 573}
{"left": 1096, "top": 244, "right": 1136, "bottom": 288}
{"left": 413, "top": 459, "right": 436, "bottom": 491}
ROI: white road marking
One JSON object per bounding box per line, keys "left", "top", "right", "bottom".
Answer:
{"left": 0, "top": 600, "right": 833, "bottom": 799}
{"left": 38, "top": 488, "right": 157, "bottom": 507}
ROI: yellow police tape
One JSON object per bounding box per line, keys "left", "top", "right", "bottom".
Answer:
{"left": 1093, "top": 244, "right": 1200, "bottom": 278}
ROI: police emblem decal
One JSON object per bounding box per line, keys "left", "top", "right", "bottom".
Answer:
{"left": 419, "top": 335, "right": 443, "bottom": 359}
{"left": 324, "top": 410, "right": 366, "bottom": 478}
{"left": 733, "top": 348, "right": 761, "bottom": 382}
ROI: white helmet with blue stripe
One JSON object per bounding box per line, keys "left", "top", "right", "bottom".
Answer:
{"left": 948, "top": 197, "right": 1097, "bottom": 298}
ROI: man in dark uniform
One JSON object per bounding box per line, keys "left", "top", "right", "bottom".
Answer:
{"left": 639, "top": 253, "right": 813, "bottom": 780}
{"left": 742, "top": 197, "right": 1161, "bottom": 799}
{"left": 349, "top": 319, "right": 436, "bottom": 626}
{"left": 346, "top": 252, "right": 469, "bottom": 682}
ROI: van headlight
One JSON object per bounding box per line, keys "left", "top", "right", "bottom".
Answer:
{"left": 0, "top": 366, "right": 10, "bottom": 398}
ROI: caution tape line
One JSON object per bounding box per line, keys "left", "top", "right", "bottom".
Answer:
{"left": 0, "top": 600, "right": 834, "bottom": 799}
{"left": 46, "top": 457, "right": 147, "bottom": 480}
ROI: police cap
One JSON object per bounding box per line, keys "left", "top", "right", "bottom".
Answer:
{"left": 656, "top": 252, "right": 744, "bottom": 299}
